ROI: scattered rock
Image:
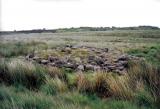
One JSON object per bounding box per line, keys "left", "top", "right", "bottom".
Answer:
{"left": 117, "top": 55, "right": 129, "bottom": 61}
{"left": 65, "top": 47, "right": 72, "bottom": 54}
{"left": 102, "top": 48, "right": 109, "bottom": 52}
{"left": 77, "top": 65, "right": 85, "bottom": 71}
{"left": 93, "top": 66, "right": 101, "bottom": 71}
{"left": 26, "top": 53, "right": 34, "bottom": 60}
{"left": 65, "top": 44, "right": 73, "bottom": 48}
{"left": 54, "top": 60, "right": 66, "bottom": 67}
{"left": 88, "top": 55, "right": 95, "bottom": 61}
{"left": 64, "top": 63, "right": 77, "bottom": 69}
{"left": 48, "top": 56, "right": 58, "bottom": 62}
{"left": 41, "top": 60, "right": 49, "bottom": 65}
{"left": 108, "top": 65, "right": 116, "bottom": 70}
{"left": 95, "top": 57, "right": 104, "bottom": 65}
{"left": 26, "top": 45, "right": 140, "bottom": 74}
{"left": 85, "top": 64, "right": 94, "bottom": 71}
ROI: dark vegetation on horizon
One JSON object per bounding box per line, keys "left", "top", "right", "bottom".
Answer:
{"left": 0, "top": 26, "right": 159, "bottom": 35}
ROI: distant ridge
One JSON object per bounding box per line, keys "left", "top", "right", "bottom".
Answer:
{"left": 0, "top": 26, "right": 159, "bottom": 35}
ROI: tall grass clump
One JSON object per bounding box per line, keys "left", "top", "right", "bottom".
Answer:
{"left": 128, "top": 60, "right": 160, "bottom": 108}
{"left": 0, "top": 59, "right": 47, "bottom": 89}
{"left": 93, "top": 72, "right": 110, "bottom": 97}
{"left": 40, "top": 76, "right": 68, "bottom": 95}
{"left": 105, "top": 74, "right": 134, "bottom": 100}
{"left": 47, "top": 66, "right": 67, "bottom": 81}
{"left": 0, "top": 85, "right": 54, "bottom": 109}
{"left": 75, "top": 73, "right": 94, "bottom": 93}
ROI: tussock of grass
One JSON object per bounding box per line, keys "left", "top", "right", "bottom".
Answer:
{"left": 0, "top": 59, "right": 46, "bottom": 89}
{"left": 128, "top": 61, "right": 160, "bottom": 107}
{"left": 105, "top": 74, "right": 133, "bottom": 100}
{"left": 75, "top": 73, "right": 94, "bottom": 93}
{"left": 41, "top": 76, "right": 68, "bottom": 95}
{"left": 47, "top": 66, "right": 67, "bottom": 81}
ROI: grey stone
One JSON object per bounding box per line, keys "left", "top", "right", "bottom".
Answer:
{"left": 41, "top": 60, "right": 49, "bottom": 65}
{"left": 88, "top": 55, "right": 95, "bottom": 61}
{"left": 48, "top": 63, "right": 56, "bottom": 66}
{"left": 26, "top": 53, "right": 34, "bottom": 60}
{"left": 65, "top": 44, "right": 73, "bottom": 48}
{"left": 64, "top": 63, "right": 77, "bottom": 69}
{"left": 93, "top": 66, "right": 101, "bottom": 71}
{"left": 85, "top": 64, "right": 94, "bottom": 70}
{"left": 48, "top": 56, "right": 58, "bottom": 62}
{"left": 77, "top": 65, "right": 84, "bottom": 71}
{"left": 54, "top": 60, "right": 66, "bottom": 67}
{"left": 118, "top": 55, "right": 129, "bottom": 61}
{"left": 95, "top": 57, "right": 104, "bottom": 65}
{"left": 108, "top": 65, "right": 116, "bottom": 70}
{"left": 102, "top": 48, "right": 109, "bottom": 52}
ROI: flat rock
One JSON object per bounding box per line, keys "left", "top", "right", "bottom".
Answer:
{"left": 41, "top": 60, "right": 49, "bottom": 65}
{"left": 77, "top": 65, "right": 85, "bottom": 71}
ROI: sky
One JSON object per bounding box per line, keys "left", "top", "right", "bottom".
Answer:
{"left": 1, "top": 0, "right": 160, "bottom": 31}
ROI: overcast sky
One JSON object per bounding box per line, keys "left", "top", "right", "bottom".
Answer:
{"left": 1, "top": 0, "right": 160, "bottom": 31}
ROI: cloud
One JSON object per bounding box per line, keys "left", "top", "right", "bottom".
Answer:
{"left": 34, "top": 0, "right": 81, "bottom": 2}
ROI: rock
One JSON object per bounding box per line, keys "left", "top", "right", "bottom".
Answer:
{"left": 48, "top": 56, "right": 58, "bottom": 62}
{"left": 118, "top": 55, "right": 129, "bottom": 61}
{"left": 95, "top": 50, "right": 101, "bottom": 54}
{"left": 117, "top": 66, "right": 124, "bottom": 71}
{"left": 93, "top": 66, "right": 101, "bottom": 71}
{"left": 99, "top": 53, "right": 106, "bottom": 58}
{"left": 77, "top": 65, "right": 84, "bottom": 71}
{"left": 32, "top": 56, "right": 41, "bottom": 63}
{"left": 54, "top": 60, "right": 66, "bottom": 67}
{"left": 88, "top": 55, "right": 95, "bottom": 61}
{"left": 117, "top": 61, "right": 128, "bottom": 68}
{"left": 108, "top": 65, "right": 116, "bottom": 70}
{"left": 41, "top": 60, "right": 49, "bottom": 65}
{"left": 48, "top": 63, "right": 56, "bottom": 66}
{"left": 65, "top": 44, "right": 72, "bottom": 48}
{"left": 28, "top": 53, "right": 34, "bottom": 58}
{"left": 95, "top": 57, "right": 104, "bottom": 65}
{"left": 26, "top": 53, "right": 34, "bottom": 60}
{"left": 33, "top": 56, "right": 40, "bottom": 60}
{"left": 102, "top": 48, "right": 109, "bottom": 52}
{"left": 65, "top": 47, "right": 72, "bottom": 54}
{"left": 85, "top": 64, "right": 94, "bottom": 70}
{"left": 64, "top": 63, "right": 77, "bottom": 69}
{"left": 103, "top": 61, "right": 111, "bottom": 66}
{"left": 103, "top": 67, "right": 109, "bottom": 72}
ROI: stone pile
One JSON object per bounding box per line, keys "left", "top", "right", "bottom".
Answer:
{"left": 26, "top": 45, "right": 139, "bottom": 75}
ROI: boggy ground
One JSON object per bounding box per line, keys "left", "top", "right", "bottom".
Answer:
{"left": 0, "top": 30, "right": 160, "bottom": 109}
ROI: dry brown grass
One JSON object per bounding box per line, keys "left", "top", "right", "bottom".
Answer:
{"left": 47, "top": 66, "right": 67, "bottom": 81}
{"left": 75, "top": 73, "right": 93, "bottom": 92}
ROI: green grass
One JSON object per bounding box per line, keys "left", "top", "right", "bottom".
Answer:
{"left": 0, "top": 58, "right": 159, "bottom": 109}
{"left": 128, "top": 45, "right": 160, "bottom": 66}
{"left": 0, "top": 85, "right": 154, "bottom": 109}
{"left": 0, "top": 30, "right": 160, "bottom": 109}
{"left": 0, "top": 59, "right": 47, "bottom": 89}
{"left": 0, "top": 41, "right": 48, "bottom": 58}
